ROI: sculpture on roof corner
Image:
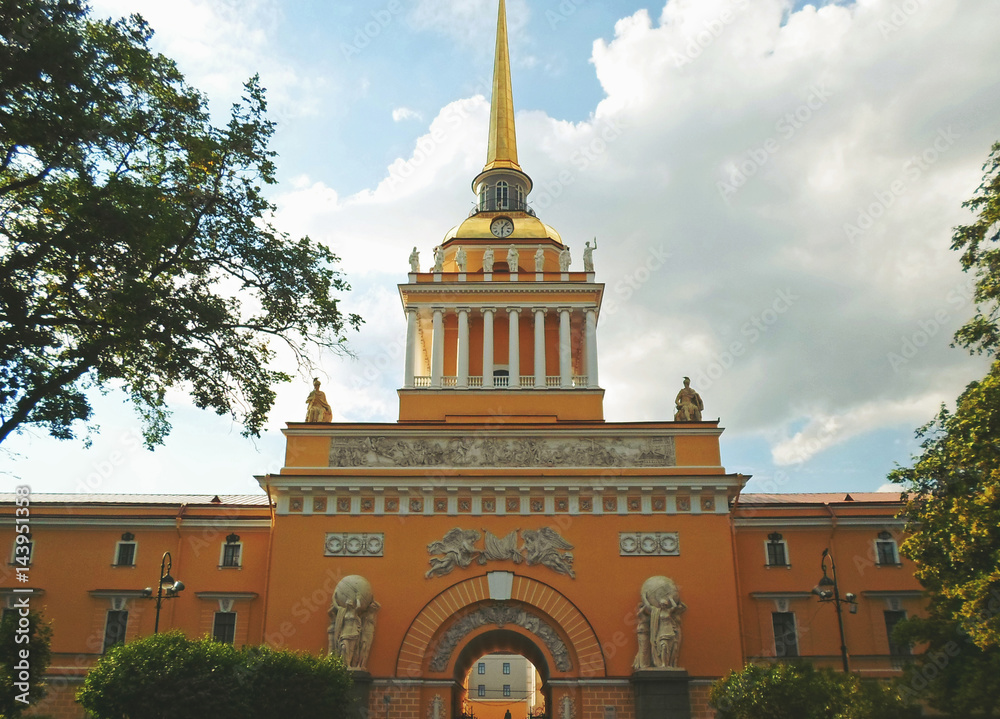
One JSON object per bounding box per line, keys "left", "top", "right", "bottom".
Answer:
{"left": 633, "top": 576, "right": 686, "bottom": 671}
{"left": 673, "top": 377, "right": 703, "bottom": 422}
{"left": 408, "top": 246, "right": 420, "bottom": 273}
{"left": 433, "top": 245, "right": 444, "bottom": 272}
{"left": 583, "top": 238, "right": 597, "bottom": 272}
{"left": 305, "top": 378, "right": 333, "bottom": 423}
{"left": 328, "top": 575, "right": 380, "bottom": 671}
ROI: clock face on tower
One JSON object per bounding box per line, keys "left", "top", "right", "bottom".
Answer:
{"left": 490, "top": 217, "right": 514, "bottom": 238}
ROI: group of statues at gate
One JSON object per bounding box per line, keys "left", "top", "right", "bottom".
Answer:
{"left": 407, "top": 240, "right": 597, "bottom": 274}
{"left": 326, "top": 573, "right": 686, "bottom": 673}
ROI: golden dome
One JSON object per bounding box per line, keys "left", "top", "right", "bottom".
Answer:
{"left": 444, "top": 213, "right": 563, "bottom": 245}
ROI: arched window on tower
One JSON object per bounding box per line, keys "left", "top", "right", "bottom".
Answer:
{"left": 514, "top": 184, "right": 524, "bottom": 211}
{"left": 479, "top": 184, "right": 487, "bottom": 211}
{"left": 496, "top": 181, "right": 509, "bottom": 211}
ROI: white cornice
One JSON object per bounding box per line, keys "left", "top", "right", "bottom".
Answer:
{"left": 281, "top": 425, "right": 724, "bottom": 438}
{"left": 732, "top": 517, "right": 906, "bottom": 528}
{"left": 0, "top": 518, "right": 271, "bottom": 529}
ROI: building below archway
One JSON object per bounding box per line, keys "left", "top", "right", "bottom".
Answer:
{"left": 0, "top": 3, "right": 925, "bottom": 719}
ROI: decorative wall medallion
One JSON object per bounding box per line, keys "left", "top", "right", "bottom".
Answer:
{"left": 506, "top": 497, "right": 520, "bottom": 512}
{"left": 580, "top": 498, "right": 593, "bottom": 512}
{"left": 483, "top": 498, "right": 496, "bottom": 512}
{"left": 603, "top": 497, "right": 617, "bottom": 512}
{"left": 325, "top": 533, "right": 385, "bottom": 557}
{"left": 677, "top": 497, "right": 691, "bottom": 512}
{"left": 459, "top": 499, "right": 471, "bottom": 512}
{"left": 531, "top": 499, "right": 544, "bottom": 512}
{"left": 410, "top": 498, "right": 423, "bottom": 512}
{"left": 361, "top": 498, "right": 374, "bottom": 512}
{"left": 434, "top": 498, "right": 447, "bottom": 512}
{"left": 429, "top": 605, "right": 572, "bottom": 672}
{"left": 702, "top": 496, "right": 715, "bottom": 512}
{"left": 289, "top": 497, "right": 303, "bottom": 513}
{"left": 313, "top": 497, "right": 327, "bottom": 513}
{"left": 619, "top": 532, "right": 680, "bottom": 557}
{"left": 426, "top": 527, "right": 575, "bottom": 578}
{"left": 385, "top": 498, "right": 399, "bottom": 512}
{"left": 337, "top": 498, "right": 350, "bottom": 513}
{"left": 556, "top": 498, "right": 569, "bottom": 512}
{"left": 329, "top": 434, "right": 677, "bottom": 468}
{"left": 652, "top": 498, "right": 666, "bottom": 512}
{"left": 560, "top": 695, "right": 575, "bottom": 719}
{"left": 628, "top": 498, "right": 641, "bottom": 512}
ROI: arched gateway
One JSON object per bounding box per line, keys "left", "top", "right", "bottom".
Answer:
{"left": 260, "top": 3, "right": 745, "bottom": 719}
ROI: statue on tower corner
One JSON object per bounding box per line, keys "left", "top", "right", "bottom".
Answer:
{"left": 534, "top": 247, "right": 545, "bottom": 272}
{"left": 456, "top": 245, "right": 468, "bottom": 272}
{"left": 507, "top": 245, "right": 519, "bottom": 272}
{"left": 305, "top": 378, "right": 333, "bottom": 423}
{"left": 483, "top": 246, "right": 495, "bottom": 273}
{"left": 583, "top": 238, "right": 598, "bottom": 272}
{"left": 559, "top": 245, "right": 571, "bottom": 272}
{"left": 433, "top": 245, "right": 445, "bottom": 272}
{"left": 673, "top": 377, "right": 703, "bottom": 422}
{"left": 408, "top": 246, "right": 420, "bottom": 273}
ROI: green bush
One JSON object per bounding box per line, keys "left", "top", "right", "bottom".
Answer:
{"left": 0, "top": 610, "right": 52, "bottom": 719}
{"left": 77, "top": 632, "right": 353, "bottom": 719}
{"left": 710, "top": 662, "right": 919, "bottom": 719}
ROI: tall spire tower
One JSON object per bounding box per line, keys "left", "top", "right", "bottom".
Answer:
{"left": 397, "top": 0, "right": 604, "bottom": 423}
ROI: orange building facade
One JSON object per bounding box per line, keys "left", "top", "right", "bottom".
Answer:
{"left": 0, "top": 3, "right": 923, "bottom": 718}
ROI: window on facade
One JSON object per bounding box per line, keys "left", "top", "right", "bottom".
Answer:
{"left": 478, "top": 685, "right": 486, "bottom": 698}
{"left": 479, "top": 184, "right": 487, "bottom": 210}
{"left": 514, "top": 185, "right": 524, "bottom": 210}
{"left": 103, "top": 610, "right": 128, "bottom": 653}
{"left": 503, "top": 685, "right": 511, "bottom": 697}
{"left": 496, "top": 181, "right": 509, "bottom": 210}
{"left": 115, "top": 542, "right": 136, "bottom": 567}
{"left": 11, "top": 536, "right": 33, "bottom": 566}
{"left": 213, "top": 611, "right": 237, "bottom": 644}
{"left": 876, "top": 532, "right": 900, "bottom": 566}
{"left": 772, "top": 612, "right": 798, "bottom": 657}
{"left": 222, "top": 543, "right": 242, "bottom": 568}
{"left": 477, "top": 662, "right": 486, "bottom": 674}
{"left": 765, "top": 533, "right": 788, "bottom": 567}
{"left": 884, "top": 610, "right": 909, "bottom": 657}
{"left": 493, "top": 369, "right": 510, "bottom": 387}
{"left": 503, "top": 661, "right": 511, "bottom": 675}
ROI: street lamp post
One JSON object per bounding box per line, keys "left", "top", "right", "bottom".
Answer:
{"left": 811, "top": 548, "right": 857, "bottom": 672}
{"left": 142, "top": 551, "right": 185, "bottom": 633}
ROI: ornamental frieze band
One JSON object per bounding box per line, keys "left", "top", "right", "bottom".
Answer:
{"left": 328, "top": 434, "right": 676, "bottom": 468}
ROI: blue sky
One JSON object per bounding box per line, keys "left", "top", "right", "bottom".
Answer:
{"left": 4, "top": 0, "right": 999, "bottom": 497}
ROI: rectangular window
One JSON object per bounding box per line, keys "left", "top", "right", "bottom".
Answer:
{"left": 772, "top": 612, "right": 798, "bottom": 657}
{"left": 876, "top": 538, "right": 899, "bottom": 566}
{"left": 503, "top": 685, "right": 511, "bottom": 697}
{"left": 11, "top": 537, "right": 33, "bottom": 566}
{"left": 503, "top": 661, "right": 511, "bottom": 675}
{"left": 884, "top": 610, "right": 909, "bottom": 657}
{"left": 115, "top": 542, "right": 136, "bottom": 567}
{"left": 213, "top": 612, "right": 237, "bottom": 644}
{"left": 477, "top": 661, "right": 486, "bottom": 674}
{"left": 222, "top": 543, "right": 242, "bottom": 568}
{"left": 103, "top": 610, "right": 128, "bottom": 653}
{"left": 478, "top": 685, "right": 485, "bottom": 698}
{"left": 766, "top": 540, "right": 788, "bottom": 567}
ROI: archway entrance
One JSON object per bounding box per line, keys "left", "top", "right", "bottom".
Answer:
{"left": 454, "top": 630, "right": 550, "bottom": 719}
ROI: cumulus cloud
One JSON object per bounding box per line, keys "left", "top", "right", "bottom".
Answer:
{"left": 392, "top": 106, "right": 422, "bottom": 122}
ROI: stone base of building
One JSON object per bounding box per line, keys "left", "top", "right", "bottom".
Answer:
{"left": 631, "top": 669, "right": 692, "bottom": 719}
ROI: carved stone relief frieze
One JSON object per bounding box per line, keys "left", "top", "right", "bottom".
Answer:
{"left": 619, "top": 532, "right": 680, "bottom": 557}
{"left": 328, "top": 435, "right": 676, "bottom": 468}
{"left": 426, "top": 527, "right": 575, "bottom": 579}
{"left": 325, "top": 533, "right": 384, "bottom": 557}
{"left": 429, "top": 604, "right": 572, "bottom": 672}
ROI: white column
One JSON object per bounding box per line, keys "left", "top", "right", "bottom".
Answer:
{"left": 559, "top": 307, "right": 572, "bottom": 388}
{"left": 482, "top": 307, "right": 495, "bottom": 388}
{"left": 404, "top": 307, "right": 418, "bottom": 388}
{"left": 508, "top": 307, "right": 520, "bottom": 388}
{"left": 457, "top": 307, "right": 470, "bottom": 388}
{"left": 533, "top": 308, "right": 546, "bottom": 389}
{"left": 431, "top": 307, "right": 444, "bottom": 389}
{"left": 586, "top": 308, "right": 599, "bottom": 388}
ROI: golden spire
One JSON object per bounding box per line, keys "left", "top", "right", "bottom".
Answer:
{"left": 483, "top": 0, "right": 521, "bottom": 172}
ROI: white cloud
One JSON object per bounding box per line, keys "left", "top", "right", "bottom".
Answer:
{"left": 392, "top": 106, "right": 422, "bottom": 122}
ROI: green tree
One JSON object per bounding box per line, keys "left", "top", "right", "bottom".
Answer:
{"left": 0, "top": 0, "right": 360, "bottom": 448}
{"left": 892, "top": 614, "right": 1000, "bottom": 717}
{"left": 709, "top": 662, "right": 917, "bottom": 719}
{"left": 77, "top": 632, "right": 354, "bottom": 719}
{"left": 0, "top": 609, "right": 53, "bottom": 719}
